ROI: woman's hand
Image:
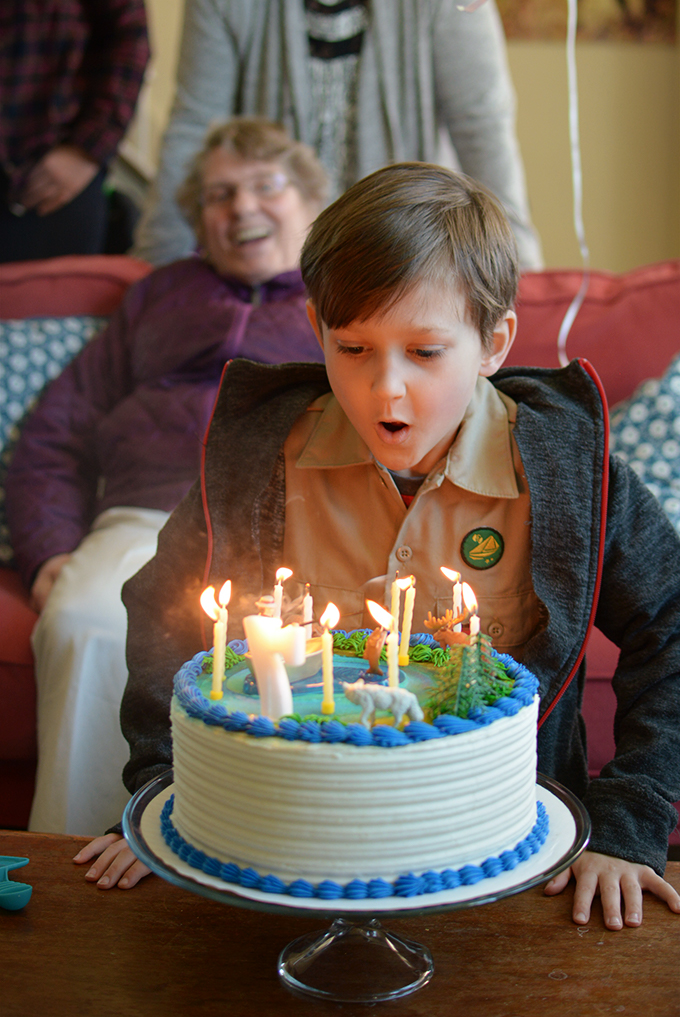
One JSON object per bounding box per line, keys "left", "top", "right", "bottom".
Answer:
{"left": 544, "top": 849, "right": 680, "bottom": 929}
{"left": 73, "top": 833, "right": 151, "bottom": 890}
{"left": 30, "top": 553, "right": 72, "bottom": 612}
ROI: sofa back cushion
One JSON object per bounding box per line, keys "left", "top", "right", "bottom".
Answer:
{"left": 510, "top": 260, "right": 680, "bottom": 407}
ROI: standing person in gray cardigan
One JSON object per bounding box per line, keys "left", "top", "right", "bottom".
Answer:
{"left": 133, "top": 0, "right": 542, "bottom": 270}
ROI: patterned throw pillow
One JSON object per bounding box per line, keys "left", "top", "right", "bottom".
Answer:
{"left": 609, "top": 352, "right": 680, "bottom": 535}
{"left": 0, "top": 315, "right": 107, "bottom": 565}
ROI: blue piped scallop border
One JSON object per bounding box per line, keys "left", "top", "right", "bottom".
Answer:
{"left": 161, "top": 795, "right": 549, "bottom": 898}
{"left": 173, "top": 646, "right": 539, "bottom": 747}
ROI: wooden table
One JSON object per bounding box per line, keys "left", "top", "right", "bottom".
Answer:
{"left": 2, "top": 830, "right": 679, "bottom": 1017}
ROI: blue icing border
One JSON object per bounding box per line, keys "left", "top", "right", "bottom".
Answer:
{"left": 173, "top": 645, "right": 539, "bottom": 746}
{"left": 161, "top": 795, "right": 549, "bottom": 899}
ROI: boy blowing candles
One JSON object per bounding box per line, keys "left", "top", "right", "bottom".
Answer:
{"left": 75, "top": 164, "right": 680, "bottom": 930}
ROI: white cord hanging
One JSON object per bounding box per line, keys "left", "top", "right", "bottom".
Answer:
{"left": 557, "top": 0, "right": 590, "bottom": 367}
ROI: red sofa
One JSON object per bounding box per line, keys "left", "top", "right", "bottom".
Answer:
{"left": 1, "top": 254, "right": 679, "bottom": 845}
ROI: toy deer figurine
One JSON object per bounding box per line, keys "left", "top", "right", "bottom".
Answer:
{"left": 364, "top": 626, "right": 388, "bottom": 676}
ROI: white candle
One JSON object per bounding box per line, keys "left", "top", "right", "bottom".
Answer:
{"left": 242, "top": 615, "right": 305, "bottom": 720}
{"left": 200, "top": 581, "right": 232, "bottom": 700}
{"left": 273, "top": 566, "right": 293, "bottom": 619}
{"left": 397, "top": 576, "right": 415, "bottom": 666}
{"left": 319, "top": 603, "right": 339, "bottom": 714}
{"left": 462, "top": 584, "right": 479, "bottom": 641}
{"left": 440, "top": 566, "right": 462, "bottom": 632}
{"left": 303, "top": 583, "right": 314, "bottom": 641}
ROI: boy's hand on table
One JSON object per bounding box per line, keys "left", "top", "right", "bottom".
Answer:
{"left": 73, "top": 833, "right": 151, "bottom": 890}
{"left": 544, "top": 849, "right": 680, "bottom": 929}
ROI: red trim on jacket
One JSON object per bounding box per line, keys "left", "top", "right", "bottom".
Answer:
{"left": 537, "top": 358, "right": 610, "bottom": 729}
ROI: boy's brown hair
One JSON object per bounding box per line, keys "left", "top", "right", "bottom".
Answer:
{"left": 300, "top": 163, "right": 519, "bottom": 350}
{"left": 177, "top": 117, "right": 328, "bottom": 230}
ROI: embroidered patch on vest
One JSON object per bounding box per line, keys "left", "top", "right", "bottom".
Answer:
{"left": 461, "top": 528, "right": 504, "bottom": 570}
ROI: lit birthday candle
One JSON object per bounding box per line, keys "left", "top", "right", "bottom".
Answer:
{"left": 397, "top": 576, "right": 415, "bottom": 666}
{"left": 441, "top": 566, "right": 462, "bottom": 632}
{"left": 319, "top": 602, "right": 340, "bottom": 714}
{"left": 200, "top": 580, "right": 232, "bottom": 700}
{"left": 463, "top": 584, "right": 480, "bottom": 640}
{"left": 273, "top": 567, "right": 293, "bottom": 619}
{"left": 303, "top": 583, "right": 314, "bottom": 641}
{"left": 367, "top": 600, "right": 399, "bottom": 688}
{"left": 242, "top": 615, "right": 305, "bottom": 720}
{"left": 390, "top": 572, "right": 401, "bottom": 627}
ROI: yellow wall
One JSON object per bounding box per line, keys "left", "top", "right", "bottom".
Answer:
{"left": 508, "top": 41, "right": 680, "bottom": 272}
{"left": 124, "top": 1, "right": 680, "bottom": 273}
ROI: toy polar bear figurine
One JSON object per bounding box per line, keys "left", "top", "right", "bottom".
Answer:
{"left": 341, "top": 679, "right": 424, "bottom": 729}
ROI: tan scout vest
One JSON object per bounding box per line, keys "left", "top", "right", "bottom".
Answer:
{"left": 282, "top": 377, "right": 544, "bottom": 659}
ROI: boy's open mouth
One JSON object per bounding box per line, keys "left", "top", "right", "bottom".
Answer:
{"left": 381, "top": 421, "right": 407, "bottom": 433}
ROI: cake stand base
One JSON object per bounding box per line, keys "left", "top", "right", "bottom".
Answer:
{"left": 277, "top": 917, "right": 433, "bottom": 1002}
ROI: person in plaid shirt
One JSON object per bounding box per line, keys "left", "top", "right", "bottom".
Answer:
{"left": 0, "top": 0, "right": 149, "bottom": 262}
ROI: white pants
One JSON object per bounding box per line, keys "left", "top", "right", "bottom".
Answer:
{"left": 28, "top": 507, "right": 169, "bottom": 836}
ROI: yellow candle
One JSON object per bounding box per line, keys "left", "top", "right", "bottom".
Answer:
{"left": 462, "top": 584, "right": 479, "bottom": 642}
{"left": 397, "top": 576, "right": 415, "bottom": 666}
{"left": 390, "top": 573, "right": 401, "bottom": 627}
{"left": 387, "top": 623, "right": 399, "bottom": 688}
{"left": 320, "top": 602, "right": 339, "bottom": 714}
{"left": 303, "top": 583, "right": 313, "bottom": 641}
{"left": 200, "top": 581, "right": 231, "bottom": 700}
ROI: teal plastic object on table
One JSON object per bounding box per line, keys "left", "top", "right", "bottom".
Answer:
{"left": 0, "top": 856, "right": 32, "bottom": 910}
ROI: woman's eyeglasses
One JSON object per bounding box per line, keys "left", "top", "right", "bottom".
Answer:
{"left": 200, "top": 173, "right": 290, "bottom": 207}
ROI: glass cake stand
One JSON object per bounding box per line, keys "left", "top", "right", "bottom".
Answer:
{"left": 123, "top": 771, "right": 590, "bottom": 1004}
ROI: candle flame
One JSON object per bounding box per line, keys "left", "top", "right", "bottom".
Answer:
{"left": 320, "top": 602, "right": 340, "bottom": 630}
{"left": 218, "top": 580, "right": 231, "bottom": 607}
{"left": 462, "top": 582, "right": 477, "bottom": 614}
{"left": 396, "top": 575, "right": 415, "bottom": 591}
{"left": 276, "top": 567, "right": 293, "bottom": 583}
{"left": 200, "top": 586, "right": 218, "bottom": 621}
{"left": 367, "top": 600, "right": 394, "bottom": 631}
{"left": 440, "top": 566, "right": 461, "bottom": 583}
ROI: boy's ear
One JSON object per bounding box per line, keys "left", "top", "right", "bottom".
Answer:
{"left": 306, "top": 300, "right": 325, "bottom": 352}
{"left": 479, "top": 309, "right": 517, "bottom": 378}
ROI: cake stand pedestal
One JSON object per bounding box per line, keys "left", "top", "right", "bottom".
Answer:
{"left": 123, "top": 772, "right": 590, "bottom": 1004}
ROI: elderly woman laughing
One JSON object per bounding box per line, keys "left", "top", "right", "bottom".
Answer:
{"left": 6, "top": 118, "right": 328, "bottom": 837}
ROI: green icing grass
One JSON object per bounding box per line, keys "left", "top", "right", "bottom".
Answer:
{"left": 201, "top": 646, "right": 247, "bottom": 674}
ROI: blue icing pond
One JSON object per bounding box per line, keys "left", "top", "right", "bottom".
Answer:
{"left": 197, "top": 654, "right": 437, "bottom": 725}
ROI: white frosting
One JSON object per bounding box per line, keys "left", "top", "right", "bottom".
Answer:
{"left": 170, "top": 696, "right": 539, "bottom": 884}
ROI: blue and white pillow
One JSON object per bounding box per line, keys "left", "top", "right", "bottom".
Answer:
{"left": 0, "top": 316, "right": 107, "bottom": 564}
{"left": 610, "top": 352, "right": 680, "bottom": 535}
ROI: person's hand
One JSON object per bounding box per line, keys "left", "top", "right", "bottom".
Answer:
{"left": 30, "top": 553, "right": 72, "bottom": 612}
{"left": 544, "top": 849, "right": 680, "bottom": 929}
{"left": 73, "top": 833, "right": 151, "bottom": 890}
{"left": 20, "top": 145, "right": 99, "bottom": 216}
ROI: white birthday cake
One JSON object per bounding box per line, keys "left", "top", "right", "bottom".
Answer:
{"left": 161, "top": 629, "right": 548, "bottom": 900}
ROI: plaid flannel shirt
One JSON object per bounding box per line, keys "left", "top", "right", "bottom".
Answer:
{"left": 0, "top": 0, "right": 149, "bottom": 195}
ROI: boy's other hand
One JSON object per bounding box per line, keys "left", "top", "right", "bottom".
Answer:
{"left": 73, "top": 833, "right": 151, "bottom": 890}
{"left": 544, "top": 849, "right": 680, "bottom": 929}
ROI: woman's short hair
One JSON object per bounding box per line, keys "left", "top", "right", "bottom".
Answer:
{"left": 177, "top": 118, "right": 328, "bottom": 230}
{"left": 300, "top": 163, "right": 519, "bottom": 350}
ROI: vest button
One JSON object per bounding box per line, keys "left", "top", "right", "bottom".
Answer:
{"left": 488, "top": 620, "right": 504, "bottom": 638}
{"left": 396, "top": 545, "right": 412, "bottom": 562}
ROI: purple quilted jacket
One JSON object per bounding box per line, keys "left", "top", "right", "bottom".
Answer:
{"left": 5, "top": 257, "right": 323, "bottom": 586}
